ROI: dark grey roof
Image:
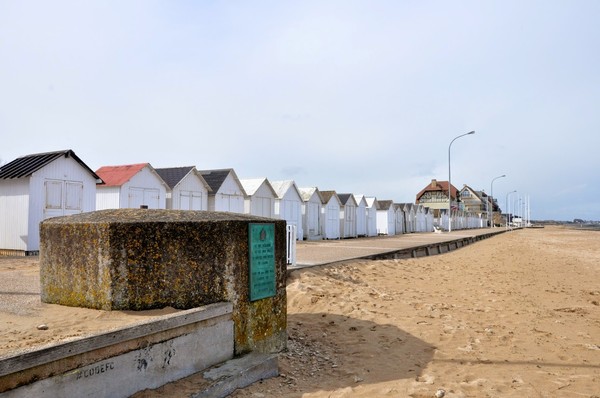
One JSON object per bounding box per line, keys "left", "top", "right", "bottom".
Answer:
{"left": 198, "top": 168, "right": 232, "bottom": 192}
{"left": 155, "top": 166, "right": 194, "bottom": 189}
{"left": 337, "top": 193, "right": 352, "bottom": 205}
{"left": 0, "top": 149, "right": 101, "bottom": 181}
{"left": 377, "top": 200, "right": 394, "bottom": 210}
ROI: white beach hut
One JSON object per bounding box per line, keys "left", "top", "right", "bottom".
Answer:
{"left": 402, "top": 203, "right": 417, "bottom": 233}
{"left": 337, "top": 193, "right": 358, "bottom": 239}
{"left": 376, "top": 200, "right": 396, "bottom": 235}
{"left": 364, "top": 197, "right": 379, "bottom": 237}
{"left": 320, "top": 191, "right": 341, "bottom": 240}
{"left": 271, "top": 180, "right": 304, "bottom": 240}
{"left": 353, "top": 194, "right": 368, "bottom": 237}
{"left": 415, "top": 204, "right": 427, "bottom": 232}
{"left": 0, "top": 149, "right": 101, "bottom": 255}
{"left": 424, "top": 207, "right": 434, "bottom": 232}
{"left": 394, "top": 203, "right": 406, "bottom": 235}
{"left": 240, "top": 178, "right": 276, "bottom": 218}
{"left": 155, "top": 166, "right": 211, "bottom": 210}
{"left": 199, "top": 168, "right": 246, "bottom": 214}
{"left": 299, "top": 187, "right": 324, "bottom": 241}
{"left": 95, "top": 163, "right": 168, "bottom": 210}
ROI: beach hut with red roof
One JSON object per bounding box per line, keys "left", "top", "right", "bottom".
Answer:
{"left": 95, "top": 163, "right": 168, "bottom": 210}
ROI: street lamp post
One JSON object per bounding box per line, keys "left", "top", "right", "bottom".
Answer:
{"left": 448, "top": 131, "right": 475, "bottom": 232}
{"left": 505, "top": 190, "right": 517, "bottom": 230}
{"left": 489, "top": 174, "right": 506, "bottom": 228}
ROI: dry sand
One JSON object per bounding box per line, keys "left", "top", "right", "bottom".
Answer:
{"left": 230, "top": 226, "right": 600, "bottom": 397}
{"left": 0, "top": 257, "right": 180, "bottom": 357}
{"left": 1, "top": 226, "right": 599, "bottom": 397}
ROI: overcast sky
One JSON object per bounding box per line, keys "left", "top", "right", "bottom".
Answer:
{"left": 1, "top": 1, "right": 599, "bottom": 221}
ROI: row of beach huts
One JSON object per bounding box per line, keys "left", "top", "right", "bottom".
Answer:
{"left": 0, "top": 149, "right": 486, "bottom": 255}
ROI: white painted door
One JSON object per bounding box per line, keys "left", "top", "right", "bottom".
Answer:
{"left": 307, "top": 202, "right": 320, "bottom": 237}
{"left": 326, "top": 205, "right": 339, "bottom": 238}
{"left": 44, "top": 179, "right": 83, "bottom": 219}
{"left": 180, "top": 191, "right": 203, "bottom": 210}
{"left": 129, "top": 187, "right": 160, "bottom": 209}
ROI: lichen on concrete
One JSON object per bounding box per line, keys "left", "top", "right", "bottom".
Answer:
{"left": 40, "top": 209, "right": 287, "bottom": 354}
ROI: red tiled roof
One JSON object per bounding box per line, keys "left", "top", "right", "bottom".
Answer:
{"left": 96, "top": 163, "right": 148, "bottom": 186}
{"left": 415, "top": 180, "right": 459, "bottom": 202}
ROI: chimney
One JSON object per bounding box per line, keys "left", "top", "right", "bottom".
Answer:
{"left": 431, "top": 179, "right": 437, "bottom": 188}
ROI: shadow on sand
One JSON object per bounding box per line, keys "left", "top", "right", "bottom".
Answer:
{"left": 281, "top": 312, "right": 436, "bottom": 394}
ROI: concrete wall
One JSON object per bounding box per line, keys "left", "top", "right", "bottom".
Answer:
{"left": 0, "top": 304, "right": 233, "bottom": 398}
{"left": 40, "top": 209, "right": 287, "bottom": 355}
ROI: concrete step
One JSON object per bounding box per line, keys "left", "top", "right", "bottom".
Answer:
{"left": 133, "top": 352, "right": 278, "bottom": 398}
{"left": 194, "top": 353, "right": 278, "bottom": 398}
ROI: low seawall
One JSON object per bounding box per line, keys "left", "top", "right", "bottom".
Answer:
{"left": 0, "top": 303, "right": 233, "bottom": 398}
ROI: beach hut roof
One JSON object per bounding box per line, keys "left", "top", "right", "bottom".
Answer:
{"left": 0, "top": 149, "right": 101, "bottom": 182}
{"left": 155, "top": 166, "right": 211, "bottom": 191}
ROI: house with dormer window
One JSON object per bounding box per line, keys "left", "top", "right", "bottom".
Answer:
{"left": 415, "top": 179, "right": 459, "bottom": 213}
{"left": 459, "top": 185, "right": 488, "bottom": 215}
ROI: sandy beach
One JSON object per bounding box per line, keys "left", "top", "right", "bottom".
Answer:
{"left": 2, "top": 226, "right": 599, "bottom": 397}
{"left": 230, "top": 226, "right": 600, "bottom": 397}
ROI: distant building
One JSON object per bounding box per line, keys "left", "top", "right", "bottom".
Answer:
{"left": 415, "top": 179, "right": 459, "bottom": 213}
{"left": 459, "top": 185, "right": 488, "bottom": 214}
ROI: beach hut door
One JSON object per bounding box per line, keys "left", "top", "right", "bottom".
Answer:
{"left": 44, "top": 179, "right": 83, "bottom": 219}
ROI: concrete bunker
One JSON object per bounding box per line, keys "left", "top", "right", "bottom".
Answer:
{"left": 2, "top": 209, "right": 286, "bottom": 397}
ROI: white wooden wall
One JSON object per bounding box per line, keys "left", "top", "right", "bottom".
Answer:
{"left": 340, "top": 203, "right": 357, "bottom": 238}
{"left": 0, "top": 178, "right": 30, "bottom": 251}
{"left": 208, "top": 174, "right": 245, "bottom": 213}
{"left": 395, "top": 208, "right": 405, "bottom": 235}
{"left": 322, "top": 199, "right": 340, "bottom": 239}
{"left": 365, "top": 199, "right": 378, "bottom": 237}
{"left": 355, "top": 197, "right": 367, "bottom": 237}
{"left": 96, "top": 186, "right": 120, "bottom": 210}
{"left": 275, "top": 189, "right": 303, "bottom": 240}
{"left": 376, "top": 208, "right": 395, "bottom": 235}
{"left": 245, "top": 182, "right": 275, "bottom": 218}
{"left": 0, "top": 156, "right": 98, "bottom": 252}
{"left": 170, "top": 174, "right": 208, "bottom": 210}
{"left": 302, "top": 194, "right": 322, "bottom": 240}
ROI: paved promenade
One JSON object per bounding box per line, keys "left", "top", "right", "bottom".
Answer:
{"left": 293, "top": 227, "right": 507, "bottom": 269}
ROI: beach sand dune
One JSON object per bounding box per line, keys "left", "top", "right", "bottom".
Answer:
{"left": 2, "top": 227, "right": 599, "bottom": 397}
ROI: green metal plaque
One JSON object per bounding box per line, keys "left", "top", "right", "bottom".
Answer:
{"left": 249, "top": 223, "right": 276, "bottom": 301}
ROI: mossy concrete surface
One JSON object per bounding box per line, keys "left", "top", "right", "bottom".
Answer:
{"left": 40, "top": 209, "right": 287, "bottom": 354}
